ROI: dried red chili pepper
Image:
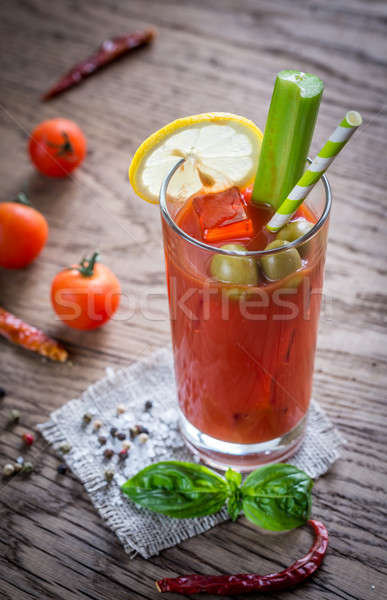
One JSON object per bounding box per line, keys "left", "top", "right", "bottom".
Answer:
{"left": 156, "top": 519, "right": 328, "bottom": 595}
{"left": 0, "top": 307, "right": 68, "bottom": 362}
{"left": 42, "top": 28, "right": 156, "bottom": 100}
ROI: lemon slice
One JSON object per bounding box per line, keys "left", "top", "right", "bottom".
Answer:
{"left": 129, "top": 112, "right": 263, "bottom": 204}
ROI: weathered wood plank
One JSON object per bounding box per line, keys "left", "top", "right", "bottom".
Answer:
{"left": 1, "top": 0, "right": 386, "bottom": 599}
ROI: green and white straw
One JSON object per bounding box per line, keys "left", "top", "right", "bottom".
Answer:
{"left": 266, "top": 110, "right": 362, "bottom": 232}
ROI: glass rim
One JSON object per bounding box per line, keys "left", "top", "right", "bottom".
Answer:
{"left": 159, "top": 158, "right": 332, "bottom": 256}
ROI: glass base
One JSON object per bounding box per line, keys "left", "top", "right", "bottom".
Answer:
{"left": 179, "top": 410, "right": 307, "bottom": 472}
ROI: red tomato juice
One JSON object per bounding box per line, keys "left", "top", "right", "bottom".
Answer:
{"left": 162, "top": 186, "right": 327, "bottom": 445}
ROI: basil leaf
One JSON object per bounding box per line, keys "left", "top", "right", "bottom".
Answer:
{"left": 225, "top": 468, "right": 242, "bottom": 488}
{"left": 225, "top": 468, "right": 243, "bottom": 521}
{"left": 241, "top": 463, "right": 313, "bottom": 531}
{"left": 121, "top": 460, "right": 228, "bottom": 518}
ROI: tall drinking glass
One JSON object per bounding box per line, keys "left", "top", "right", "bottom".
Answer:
{"left": 160, "top": 160, "right": 331, "bottom": 471}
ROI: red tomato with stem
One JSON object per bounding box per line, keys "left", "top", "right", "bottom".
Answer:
{"left": 51, "top": 252, "right": 121, "bottom": 330}
{"left": 29, "top": 118, "right": 87, "bottom": 177}
{"left": 0, "top": 193, "right": 49, "bottom": 268}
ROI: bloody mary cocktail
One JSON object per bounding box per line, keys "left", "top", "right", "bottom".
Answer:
{"left": 129, "top": 73, "right": 332, "bottom": 470}
{"left": 128, "top": 62, "right": 361, "bottom": 471}
{"left": 161, "top": 168, "right": 330, "bottom": 470}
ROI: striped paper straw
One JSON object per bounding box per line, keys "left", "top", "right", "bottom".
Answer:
{"left": 266, "top": 110, "right": 362, "bottom": 232}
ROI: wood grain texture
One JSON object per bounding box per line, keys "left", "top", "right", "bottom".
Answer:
{"left": 0, "top": 0, "right": 386, "bottom": 598}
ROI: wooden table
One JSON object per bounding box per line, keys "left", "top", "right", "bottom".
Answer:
{"left": 1, "top": 1, "right": 386, "bottom": 598}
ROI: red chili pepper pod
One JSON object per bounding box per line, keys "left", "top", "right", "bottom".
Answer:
{"left": 156, "top": 520, "right": 328, "bottom": 595}
{"left": 42, "top": 29, "right": 156, "bottom": 100}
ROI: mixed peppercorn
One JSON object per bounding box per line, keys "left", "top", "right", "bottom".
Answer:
{"left": 77, "top": 403, "right": 153, "bottom": 484}
{"left": 1, "top": 391, "right": 38, "bottom": 478}
{"left": 2, "top": 395, "right": 152, "bottom": 486}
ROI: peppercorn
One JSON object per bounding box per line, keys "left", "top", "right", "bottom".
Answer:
{"left": 82, "top": 412, "right": 93, "bottom": 423}
{"left": 98, "top": 435, "right": 107, "bottom": 445}
{"left": 0, "top": 387, "right": 6, "bottom": 400}
{"left": 8, "top": 409, "right": 20, "bottom": 424}
{"left": 22, "top": 433, "right": 35, "bottom": 446}
{"left": 13, "top": 463, "right": 23, "bottom": 473}
{"left": 57, "top": 464, "right": 68, "bottom": 475}
{"left": 59, "top": 443, "right": 72, "bottom": 454}
{"left": 22, "top": 462, "right": 33, "bottom": 474}
{"left": 110, "top": 426, "right": 118, "bottom": 437}
{"left": 130, "top": 424, "right": 149, "bottom": 439}
{"left": 116, "top": 404, "right": 125, "bottom": 415}
{"left": 104, "top": 469, "right": 115, "bottom": 483}
{"left": 93, "top": 419, "right": 103, "bottom": 431}
{"left": 116, "top": 432, "right": 126, "bottom": 441}
{"left": 103, "top": 448, "right": 114, "bottom": 459}
{"left": 118, "top": 448, "right": 128, "bottom": 460}
{"left": 122, "top": 440, "right": 132, "bottom": 450}
{"left": 138, "top": 432, "right": 149, "bottom": 444}
{"left": 144, "top": 400, "right": 153, "bottom": 411}
{"left": 3, "top": 463, "right": 15, "bottom": 477}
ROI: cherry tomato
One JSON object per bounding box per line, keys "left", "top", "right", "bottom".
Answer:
{"left": 0, "top": 194, "right": 48, "bottom": 268}
{"left": 51, "top": 252, "right": 121, "bottom": 330}
{"left": 29, "top": 118, "right": 87, "bottom": 177}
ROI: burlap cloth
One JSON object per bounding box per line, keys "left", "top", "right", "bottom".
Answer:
{"left": 38, "top": 347, "right": 343, "bottom": 558}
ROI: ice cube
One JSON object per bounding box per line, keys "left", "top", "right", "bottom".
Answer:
{"left": 193, "top": 187, "right": 253, "bottom": 242}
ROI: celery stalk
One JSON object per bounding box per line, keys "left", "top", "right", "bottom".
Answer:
{"left": 252, "top": 70, "right": 324, "bottom": 209}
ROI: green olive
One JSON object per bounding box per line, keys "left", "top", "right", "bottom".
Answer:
{"left": 260, "top": 240, "right": 301, "bottom": 281}
{"left": 276, "top": 218, "right": 313, "bottom": 242}
{"left": 210, "top": 244, "right": 258, "bottom": 287}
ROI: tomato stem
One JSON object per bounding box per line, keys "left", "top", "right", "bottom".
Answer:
{"left": 77, "top": 252, "right": 100, "bottom": 277}
{"left": 47, "top": 132, "right": 74, "bottom": 156}
{"left": 14, "top": 192, "right": 32, "bottom": 207}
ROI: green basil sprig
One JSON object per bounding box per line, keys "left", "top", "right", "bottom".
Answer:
{"left": 121, "top": 461, "right": 313, "bottom": 532}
